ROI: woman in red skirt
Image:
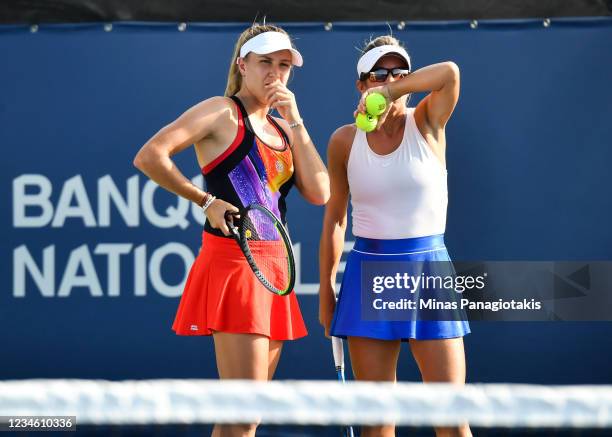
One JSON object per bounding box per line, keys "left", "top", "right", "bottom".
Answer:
{"left": 133, "top": 23, "right": 329, "bottom": 437}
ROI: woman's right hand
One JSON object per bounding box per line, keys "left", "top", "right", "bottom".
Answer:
{"left": 353, "top": 85, "right": 394, "bottom": 128}
{"left": 204, "top": 199, "right": 239, "bottom": 236}
{"left": 319, "top": 288, "right": 337, "bottom": 338}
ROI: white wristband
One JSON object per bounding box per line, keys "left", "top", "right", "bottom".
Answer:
{"left": 202, "top": 196, "right": 216, "bottom": 212}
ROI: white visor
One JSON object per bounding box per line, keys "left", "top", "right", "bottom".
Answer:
{"left": 357, "top": 45, "right": 411, "bottom": 76}
{"left": 239, "top": 31, "right": 303, "bottom": 67}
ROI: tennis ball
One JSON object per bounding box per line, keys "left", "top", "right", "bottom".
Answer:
{"left": 365, "top": 92, "right": 387, "bottom": 116}
{"left": 355, "top": 112, "right": 378, "bottom": 132}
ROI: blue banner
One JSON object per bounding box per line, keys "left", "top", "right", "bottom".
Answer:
{"left": 2, "top": 20, "right": 612, "bottom": 383}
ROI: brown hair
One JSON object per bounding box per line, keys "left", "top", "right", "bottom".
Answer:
{"left": 224, "top": 24, "right": 291, "bottom": 97}
{"left": 361, "top": 35, "right": 405, "bottom": 54}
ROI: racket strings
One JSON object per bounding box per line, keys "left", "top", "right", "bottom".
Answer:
{"left": 242, "top": 209, "right": 292, "bottom": 292}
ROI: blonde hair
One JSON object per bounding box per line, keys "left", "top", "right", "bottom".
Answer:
{"left": 224, "top": 24, "right": 291, "bottom": 97}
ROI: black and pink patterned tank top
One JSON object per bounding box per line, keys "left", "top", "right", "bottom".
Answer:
{"left": 202, "top": 96, "right": 295, "bottom": 238}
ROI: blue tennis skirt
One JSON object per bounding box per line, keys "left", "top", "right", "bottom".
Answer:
{"left": 330, "top": 234, "right": 471, "bottom": 341}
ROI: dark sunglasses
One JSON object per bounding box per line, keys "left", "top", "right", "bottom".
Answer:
{"left": 359, "top": 68, "right": 411, "bottom": 82}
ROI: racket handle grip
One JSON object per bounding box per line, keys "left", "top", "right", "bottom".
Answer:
{"left": 331, "top": 336, "right": 345, "bottom": 369}
{"left": 224, "top": 211, "right": 240, "bottom": 221}
{"left": 224, "top": 211, "right": 240, "bottom": 237}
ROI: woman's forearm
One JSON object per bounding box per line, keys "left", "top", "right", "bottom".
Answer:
{"left": 133, "top": 143, "right": 205, "bottom": 205}
{"left": 388, "top": 61, "right": 459, "bottom": 99}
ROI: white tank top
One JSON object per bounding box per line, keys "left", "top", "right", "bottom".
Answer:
{"left": 347, "top": 108, "right": 448, "bottom": 239}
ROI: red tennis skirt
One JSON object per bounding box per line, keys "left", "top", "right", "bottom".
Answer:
{"left": 172, "top": 231, "right": 308, "bottom": 341}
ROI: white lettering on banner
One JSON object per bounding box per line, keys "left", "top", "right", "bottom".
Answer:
{"left": 11, "top": 242, "right": 352, "bottom": 298}
{"left": 94, "top": 244, "right": 133, "bottom": 297}
{"left": 58, "top": 245, "right": 104, "bottom": 297}
{"left": 141, "top": 180, "right": 190, "bottom": 229}
{"left": 52, "top": 175, "right": 97, "bottom": 227}
{"left": 12, "top": 174, "right": 206, "bottom": 229}
{"left": 98, "top": 175, "right": 140, "bottom": 227}
{"left": 148, "top": 243, "right": 194, "bottom": 297}
{"left": 12, "top": 243, "right": 196, "bottom": 298}
{"left": 13, "top": 245, "right": 55, "bottom": 297}
{"left": 134, "top": 244, "right": 147, "bottom": 297}
{"left": 13, "top": 174, "right": 54, "bottom": 227}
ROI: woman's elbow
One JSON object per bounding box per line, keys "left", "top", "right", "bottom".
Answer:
{"left": 445, "top": 61, "right": 460, "bottom": 82}
{"left": 308, "top": 183, "right": 331, "bottom": 206}
{"left": 318, "top": 193, "right": 331, "bottom": 206}
{"left": 323, "top": 206, "right": 347, "bottom": 232}
{"left": 300, "top": 174, "right": 330, "bottom": 205}
{"left": 132, "top": 152, "right": 144, "bottom": 171}
{"left": 306, "top": 190, "right": 329, "bottom": 206}
{"left": 319, "top": 183, "right": 332, "bottom": 205}
{"left": 133, "top": 147, "right": 156, "bottom": 173}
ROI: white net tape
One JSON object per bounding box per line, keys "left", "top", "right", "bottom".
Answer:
{"left": 1, "top": 379, "right": 611, "bottom": 428}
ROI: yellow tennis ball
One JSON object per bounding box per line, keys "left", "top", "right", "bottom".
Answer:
{"left": 365, "top": 92, "right": 387, "bottom": 116}
{"left": 355, "top": 112, "right": 378, "bottom": 132}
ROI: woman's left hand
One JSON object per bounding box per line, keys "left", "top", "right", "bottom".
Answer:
{"left": 265, "top": 80, "right": 301, "bottom": 125}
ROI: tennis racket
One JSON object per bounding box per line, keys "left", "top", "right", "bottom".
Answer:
{"left": 225, "top": 203, "right": 295, "bottom": 296}
{"left": 332, "top": 336, "right": 355, "bottom": 437}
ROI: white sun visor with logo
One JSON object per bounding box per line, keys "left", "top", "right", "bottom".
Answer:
{"left": 239, "top": 31, "right": 303, "bottom": 67}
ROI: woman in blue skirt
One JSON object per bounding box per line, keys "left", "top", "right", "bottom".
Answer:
{"left": 319, "top": 35, "right": 471, "bottom": 437}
